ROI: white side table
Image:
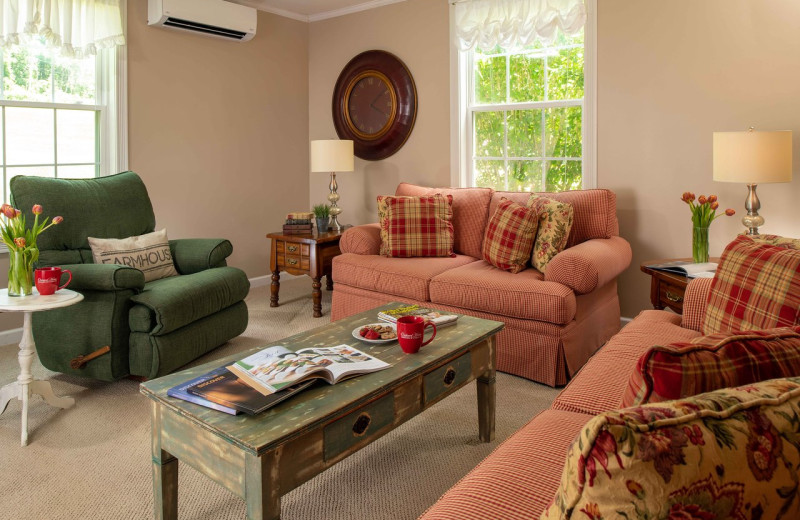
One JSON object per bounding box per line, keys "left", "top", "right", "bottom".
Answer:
{"left": 0, "top": 288, "right": 83, "bottom": 446}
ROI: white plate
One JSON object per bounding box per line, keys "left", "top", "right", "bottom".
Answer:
{"left": 352, "top": 323, "right": 398, "bottom": 344}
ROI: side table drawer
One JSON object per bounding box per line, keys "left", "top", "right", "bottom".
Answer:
{"left": 323, "top": 393, "right": 395, "bottom": 461}
{"left": 279, "top": 254, "right": 310, "bottom": 271}
{"left": 423, "top": 352, "right": 471, "bottom": 405}
{"left": 659, "top": 280, "right": 685, "bottom": 313}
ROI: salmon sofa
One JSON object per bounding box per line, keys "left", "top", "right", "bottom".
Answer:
{"left": 331, "top": 183, "right": 632, "bottom": 386}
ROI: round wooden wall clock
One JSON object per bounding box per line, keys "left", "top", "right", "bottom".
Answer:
{"left": 332, "top": 50, "right": 417, "bottom": 161}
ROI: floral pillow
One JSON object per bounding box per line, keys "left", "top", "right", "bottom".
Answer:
{"left": 541, "top": 377, "right": 800, "bottom": 520}
{"left": 527, "top": 195, "right": 574, "bottom": 273}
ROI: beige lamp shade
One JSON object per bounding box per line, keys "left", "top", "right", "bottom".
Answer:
{"left": 713, "top": 130, "right": 793, "bottom": 184}
{"left": 310, "top": 140, "right": 354, "bottom": 172}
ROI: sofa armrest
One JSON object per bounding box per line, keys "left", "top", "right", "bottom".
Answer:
{"left": 681, "top": 277, "right": 713, "bottom": 331}
{"left": 544, "top": 236, "right": 632, "bottom": 294}
{"left": 169, "top": 238, "right": 233, "bottom": 274}
{"left": 340, "top": 224, "right": 381, "bottom": 255}
{"left": 60, "top": 263, "right": 145, "bottom": 292}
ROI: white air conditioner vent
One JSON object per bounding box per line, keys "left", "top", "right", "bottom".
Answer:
{"left": 148, "top": 0, "right": 257, "bottom": 42}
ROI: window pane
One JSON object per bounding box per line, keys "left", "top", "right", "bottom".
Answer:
{"left": 474, "top": 55, "right": 506, "bottom": 104}
{"left": 474, "top": 159, "right": 505, "bottom": 190}
{"left": 6, "top": 166, "right": 55, "bottom": 202}
{"left": 54, "top": 55, "right": 96, "bottom": 104}
{"left": 547, "top": 46, "right": 584, "bottom": 101}
{"left": 6, "top": 107, "right": 55, "bottom": 165}
{"left": 57, "top": 110, "right": 96, "bottom": 164}
{"left": 508, "top": 109, "right": 542, "bottom": 158}
{"left": 474, "top": 111, "right": 504, "bottom": 157}
{"left": 509, "top": 55, "right": 544, "bottom": 103}
{"left": 545, "top": 107, "right": 582, "bottom": 158}
{"left": 507, "top": 160, "right": 543, "bottom": 192}
{"left": 2, "top": 42, "right": 53, "bottom": 102}
{"left": 58, "top": 164, "right": 96, "bottom": 179}
{"left": 545, "top": 160, "right": 582, "bottom": 192}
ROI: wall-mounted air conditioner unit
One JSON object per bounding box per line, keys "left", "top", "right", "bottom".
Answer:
{"left": 148, "top": 0, "right": 257, "bottom": 42}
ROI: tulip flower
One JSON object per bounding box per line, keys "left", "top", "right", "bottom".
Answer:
{"left": 681, "top": 192, "right": 695, "bottom": 203}
{"left": 14, "top": 237, "right": 25, "bottom": 248}
{"left": 53, "top": 216, "right": 64, "bottom": 225}
{"left": 2, "top": 205, "right": 16, "bottom": 219}
{"left": 32, "top": 204, "right": 42, "bottom": 215}
{"left": 710, "top": 201, "right": 719, "bottom": 210}
{"left": 698, "top": 195, "right": 707, "bottom": 205}
{"left": 725, "top": 208, "right": 736, "bottom": 216}
{"left": 708, "top": 195, "right": 718, "bottom": 203}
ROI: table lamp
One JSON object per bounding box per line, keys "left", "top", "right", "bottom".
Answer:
{"left": 713, "top": 128, "right": 793, "bottom": 235}
{"left": 310, "top": 139, "right": 354, "bottom": 232}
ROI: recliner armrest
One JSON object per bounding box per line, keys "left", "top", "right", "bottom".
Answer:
{"left": 59, "top": 263, "right": 145, "bottom": 291}
{"left": 340, "top": 224, "right": 381, "bottom": 255}
{"left": 544, "top": 236, "right": 632, "bottom": 294}
{"left": 169, "top": 238, "right": 233, "bottom": 274}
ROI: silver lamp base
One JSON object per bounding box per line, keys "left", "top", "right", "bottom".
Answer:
{"left": 742, "top": 183, "right": 765, "bottom": 235}
{"left": 328, "top": 171, "right": 343, "bottom": 232}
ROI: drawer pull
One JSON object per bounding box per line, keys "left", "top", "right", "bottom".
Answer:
{"left": 443, "top": 367, "right": 457, "bottom": 386}
{"left": 666, "top": 291, "right": 683, "bottom": 303}
{"left": 352, "top": 413, "right": 371, "bottom": 437}
{"left": 287, "top": 245, "right": 298, "bottom": 253}
{"left": 287, "top": 258, "right": 298, "bottom": 266}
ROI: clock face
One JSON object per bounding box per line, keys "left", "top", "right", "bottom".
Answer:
{"left": 347, "top": 74, "right": 394, "bottom": 138}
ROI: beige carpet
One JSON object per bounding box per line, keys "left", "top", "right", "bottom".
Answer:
{"left": 0, "top": 278, "right": 560, "bottom": 520}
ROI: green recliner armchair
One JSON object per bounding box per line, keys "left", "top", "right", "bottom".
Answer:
{"left": 10, "top": 171, "right": 250, "bottom": 381}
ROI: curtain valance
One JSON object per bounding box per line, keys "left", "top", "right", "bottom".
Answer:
{"left": 455, "top": 0, "right": 586, "bottom": 51}
{"left": 0, "top": 0, "right": 125, "bottom": 57}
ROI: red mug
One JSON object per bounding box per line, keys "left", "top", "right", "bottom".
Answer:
{"left": 396, "top": 316, "right": 436, "bottom": 354}
{"left": 35, "top": 267, "right": 72, "bottom": 295}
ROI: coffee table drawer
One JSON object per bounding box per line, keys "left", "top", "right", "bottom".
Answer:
{"left": 424, "top": 352, "right": 471, "bottom": 404}
{"left": 323, "top": 393, "right": 395, "bottom": 461}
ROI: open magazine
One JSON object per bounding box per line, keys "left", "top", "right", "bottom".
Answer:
{"left": 228, "top": 344, "right": 389, "bottom": 395}
{"left": 646, "top": 261, "right": 718, "bottom": 278}
{"left": 378, "top": 304, "right": 459, "bottom": 327}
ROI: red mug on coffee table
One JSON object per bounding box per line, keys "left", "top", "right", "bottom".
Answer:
{"left": 35, "top": 267, "right": 72, "bottom": 296}
{"left": 396, "top": 316, "right": 436, "bottom": 354}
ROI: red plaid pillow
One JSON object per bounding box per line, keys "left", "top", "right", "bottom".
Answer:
{"left": 703, "top": 235, "right": 800, "bottom": 335}
{"left": 377, "top": 194, "right": 454, "bottom": 257}
{"left": 621, "top": 326, "right": 800, "bottom": 407}
{"left": 482, "top": 198, "right": 539, "bottom": 273}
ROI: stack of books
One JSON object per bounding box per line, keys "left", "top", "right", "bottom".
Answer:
{"left": 378, "top": 304, "right": 460, "bottom": 328}
{"left": 283, "top": 211, "right": 313, "bottom": 234}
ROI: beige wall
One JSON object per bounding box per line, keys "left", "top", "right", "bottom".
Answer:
{"left": 598, "top": 0, "right": 800, "bottom": 316}
{"left": 128, "top": 2, "right": 309, "bottom": 278}
{"left": 308, "top": 0, "right": 451, "bottom": 225}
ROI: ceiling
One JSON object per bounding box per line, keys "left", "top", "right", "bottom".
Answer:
{"left": 229, "top": 0, "right": 407, "bottom": 22}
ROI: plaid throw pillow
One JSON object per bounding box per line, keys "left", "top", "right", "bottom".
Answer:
{"left": 621, "top": 326, "right": 800, "bottom": 407}
{"left": 482, "top": 198, "right": 539, "bottom": 273}
{"left": 703, "top": 234, "right": 800, "bottom": 335}
{"left": 377, "top": 194, "right": 454, "bottom": 257}
{"left": 526, "top": 195, "right": 574, "bottom": 272}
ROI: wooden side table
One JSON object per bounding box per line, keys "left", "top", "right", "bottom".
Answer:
{"left": 640, "top": 258, "right": 719, "bottom": 314}
{"left": 267, "top": 230, "right": 344, "bottom": 318}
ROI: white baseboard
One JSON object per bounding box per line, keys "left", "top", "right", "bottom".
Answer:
{"left": 620, "top": 316, "right": 633, "bottom": 328}
{"left": 248, "top": 272, "right": 297, "bottom": 289}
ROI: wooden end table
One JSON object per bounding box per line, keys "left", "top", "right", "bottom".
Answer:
{"left": 0, "top": 288, "right": 83, "bottom": 445}
{"left": 267, "top": 230, "right": 344, "bottom": 318}
{"left": 640, "top": 258, "right": 719, "bottom": 314}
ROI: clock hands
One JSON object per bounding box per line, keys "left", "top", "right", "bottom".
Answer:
{"left": 369, "top": 90, "right": 390, "bottom": 117}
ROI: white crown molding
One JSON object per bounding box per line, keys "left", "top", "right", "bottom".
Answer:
{"left": 231, "top": 0, "right": 407, "bottom": 23}
{"left": 232, "top": 1, "right": 310, "bottom": 22}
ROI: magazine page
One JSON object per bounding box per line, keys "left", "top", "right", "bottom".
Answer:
{"left": 378, "top": 304, "right": 459, "bottom": 326}
{"left": 228, "top": 346, "right": 330, "bottom": 394}
{"left": 647, "top": 261, "right": 717, "bottom": 276}
{"left": 296, "top": 345, "right": 390, "bottom": 384}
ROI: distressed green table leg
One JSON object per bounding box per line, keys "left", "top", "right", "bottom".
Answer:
{"left": 477, "top": 336, "right": 496, "bottom": 442}
{"left": 245, "top": 450, "right": 281, "bottom": 520}
{"left": 152, "top": 402, "right": 178, "bottom": 520}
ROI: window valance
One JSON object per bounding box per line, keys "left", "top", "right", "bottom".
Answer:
{"left": 0, "top": 0, "right": 125, "bottom": 57}
{"left": 454, "top": 0, "right": 586, "bottom": 51}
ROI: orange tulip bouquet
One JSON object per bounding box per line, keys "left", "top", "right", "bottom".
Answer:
{"left": 680, "top": 192, "right": 735, "bottom": 263}
{"left": 1, "top": 203, "right": 63, "bottom": 296}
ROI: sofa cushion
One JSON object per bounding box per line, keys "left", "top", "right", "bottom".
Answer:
{"left": 129, "top": 266, "right": 250, "bottom": 335}
{"left": 429, "top": 260, "right": 576, "bottom": 324}
{"left": 623, "top": 326, "right": 800, "bottom": 407}
{"left": 482, "top": 198, "right": 539, "bottom": 273}
{"left": 378, "top": 194, "right": 455, "bottom": 258}
{"left": 542, "top": 377, "right": 800, "bottom": 520}
{"left": 553, "top": 310, "right": 702, "bottom": 416}
{"left": 491, "top": 188, "right": 617, "bottom": 248}
{"left": 527, "top": 195, "right": 574, "bottom": 272}
{"left": 395, "top": 183, "right": 493, "bottom": 259}
{"left": 704, "top": 234, "right": 800, "bottom": 335}
{"left": 419, "top": 409, "right": 592, "bottom": 520}
{"left": 332, "top": 253, "right": 477, "bottom": 302}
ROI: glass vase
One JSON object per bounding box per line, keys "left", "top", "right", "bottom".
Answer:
{"left": 8, "top": 249, "right": 34, "bottom": 296}
{"left": 692, "top": 226, "right": 710, "bottom": 264}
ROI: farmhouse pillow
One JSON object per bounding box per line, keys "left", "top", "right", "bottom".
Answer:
{"left": 482, "top": 198, "right": 538, "bottom": 273}
{"left": 88, "top": 229, "right": 178, "bottom": 282}
{"left": 621, "top": 326, "right": 800, "bottom": 407}
{"left": 377, "top": 194, "right": 455, "bottom": 258}
{"left": 526, "top": 195, "right": 574, "bottom": 273}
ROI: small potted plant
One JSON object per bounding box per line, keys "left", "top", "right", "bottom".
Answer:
{"left": 313, "top": 203, "right": 331, "bottom": 233}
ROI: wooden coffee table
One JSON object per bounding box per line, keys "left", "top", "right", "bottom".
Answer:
{"left": 140, "top": 304, "right": 503, "bottom": 520}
